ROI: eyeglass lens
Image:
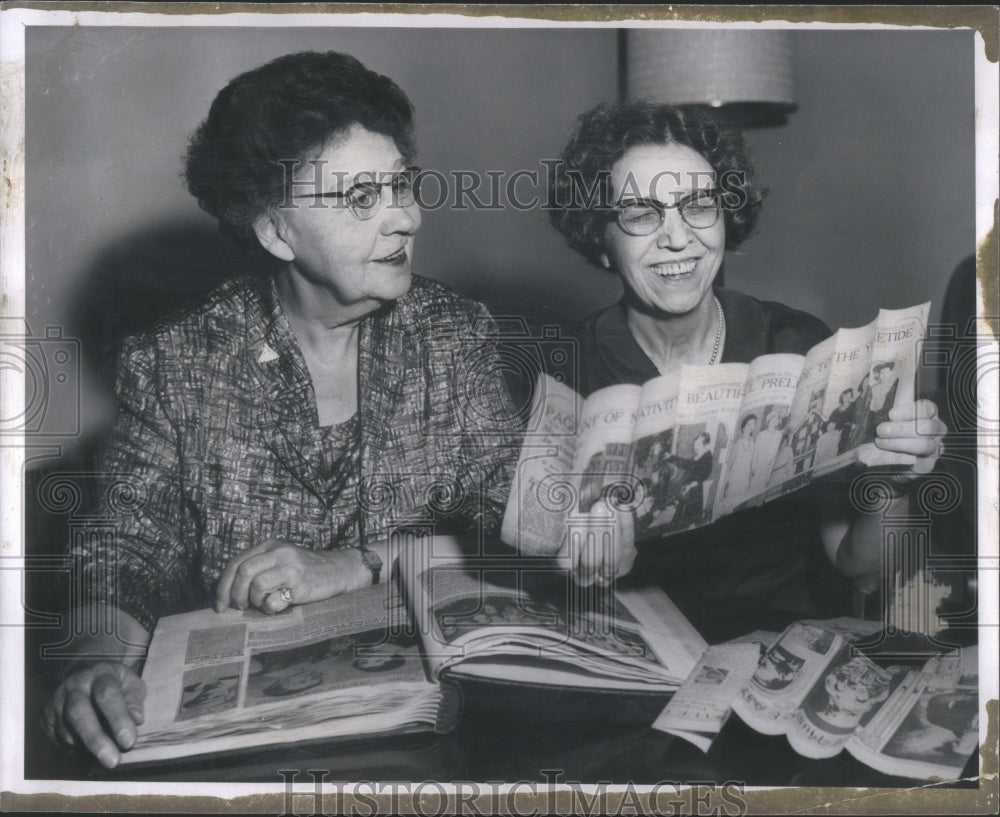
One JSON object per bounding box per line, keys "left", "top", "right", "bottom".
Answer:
{"left": 617, "top": 190, "right": 719, "bottom": 236}
{"left": 291, "top": 167, "right": 419, "bottom": 220}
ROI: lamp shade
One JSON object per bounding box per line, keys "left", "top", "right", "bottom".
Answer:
{"left": 626, "top": 30, "right": 797, "bottom": 126}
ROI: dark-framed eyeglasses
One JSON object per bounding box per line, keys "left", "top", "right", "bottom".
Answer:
{"left": 613, "top": 189, "right": 721, "bottom": 236}
{"left": 290, "top": 166, "right": 421, "bottom": 220}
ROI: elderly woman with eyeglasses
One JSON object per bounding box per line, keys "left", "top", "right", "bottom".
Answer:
{"left": 548, "top": 102, "right": 946, "bottom": 628}
{"left": 42, "top": 51, "right": 521, "bottom": 767}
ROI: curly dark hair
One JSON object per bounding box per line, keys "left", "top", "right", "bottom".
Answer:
{"left": 548, "top": 102, "right": 765, "bottom": 267}
{"left": 184, "top": 51, "right": 415, "bottom": 254}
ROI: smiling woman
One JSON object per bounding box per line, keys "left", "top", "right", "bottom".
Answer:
{"left": 41, "top": 50, "right": 522, "bottom": 769}
{"left": 601, "top": 143, "right": 726, "bottom": 341}
{"left": 545, "top": 101, "right": 947, "bottom": 625}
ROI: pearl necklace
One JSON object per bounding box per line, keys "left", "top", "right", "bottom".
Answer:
{"left": 638, "top": 295, "right": 727, "bottom": 375}
{"left": 709, "top": 295, "right": 725, "bottom": 365}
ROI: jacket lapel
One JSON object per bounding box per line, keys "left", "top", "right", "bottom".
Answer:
{"left": 357, "top": 298, "right": 412, "bottom": 540}
{"left": 244, "top": 276, "right": 417, "bottom": 526}
{"left": 245, "top": 277, "right": 331, "bottom": 503}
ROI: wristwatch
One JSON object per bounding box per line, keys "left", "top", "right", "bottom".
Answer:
{"left": 359, "top": 546, "right": 383, "bottom": 586}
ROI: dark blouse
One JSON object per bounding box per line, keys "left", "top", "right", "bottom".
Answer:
{"left": 573, "top": 287, "right": 852, "bottom": 629}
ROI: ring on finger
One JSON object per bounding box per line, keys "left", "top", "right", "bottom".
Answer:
{"left": 278, "top": 587, "right": 293, "bottom": 603}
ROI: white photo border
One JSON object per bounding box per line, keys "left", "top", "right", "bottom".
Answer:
{"left": 1, "top": 4, "right": 997, "bottom": 814}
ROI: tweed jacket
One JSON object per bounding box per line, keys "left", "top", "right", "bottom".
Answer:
{"left": 75, "top": 275, "right": 522, "bottom": 631}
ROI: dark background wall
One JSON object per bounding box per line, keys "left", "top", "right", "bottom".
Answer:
{"left": 25, "top": 26, "right": 975, "bottom": 442}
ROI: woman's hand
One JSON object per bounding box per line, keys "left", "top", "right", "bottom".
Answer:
{"left": 874, "top": 399, "right": 948, "bottom": 488}
{"left": 215, "top": 540, "right": 370, "bottom": 614}
{"left": 823, "top": 400, "right": 948, "bottom": 592}
{"left": 559, "top": 499, "right": 637, "bottom": 587}
{"left": 42, "top": 662, "right": 147, "bottom": 769}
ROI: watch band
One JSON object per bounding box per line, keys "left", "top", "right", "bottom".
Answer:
{"left": 359, "top": 546, "right": 382, "bottom": 586}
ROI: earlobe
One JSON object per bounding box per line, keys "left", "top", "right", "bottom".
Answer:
{"left": 253, "top": 212, "right": 295, "bottom": 263}
{"left": 600, "top": 252, "right": 611, "bottom": 270}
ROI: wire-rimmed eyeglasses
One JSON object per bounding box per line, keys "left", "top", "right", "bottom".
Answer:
{"left": 290, "top": 166, "right": 421, "bottom": 220}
